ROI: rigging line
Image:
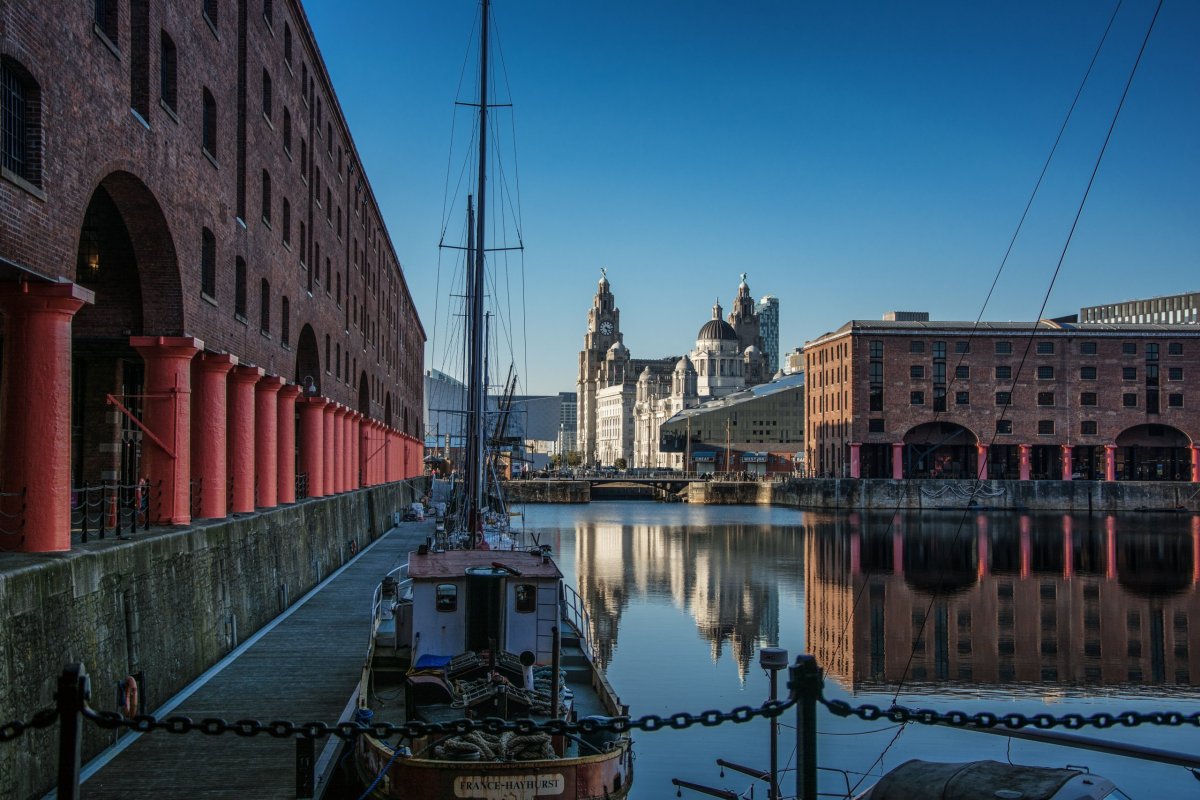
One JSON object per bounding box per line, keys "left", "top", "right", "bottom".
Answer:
{"left": 440, "top": 114, "right": 482, "bottom": 246}
{"left": 880, "top": 0, "right": 1136, "bottom": 709}
{"left": 492, "top": 11, "right": 526, "bottom": 234}
{"left": 440, "top": 8, "right": 481, "bottom": 239}
{"left": 984, "top": 0, "right": 1161, "bottom": 470}
{"left": 935, "top": 0, "right": 1125, "bottom": 427}
{"left": 848, "top": 723, "right": 907, "bottom": 797}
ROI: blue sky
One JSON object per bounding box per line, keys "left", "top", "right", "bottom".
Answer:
{"left": 306, "top": 1, "right": 1199, "bottom": 395}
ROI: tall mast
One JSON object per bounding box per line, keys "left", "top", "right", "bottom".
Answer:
{"left": 465, "top": 0, "right": 490, "bottom": 536}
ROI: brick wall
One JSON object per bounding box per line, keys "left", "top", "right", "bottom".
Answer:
{"left": 0, "top": 0, "right": 424, "bottom": 433}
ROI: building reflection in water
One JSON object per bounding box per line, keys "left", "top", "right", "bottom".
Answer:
{"left": 807, "top": 512, "right": 1200, "bottom": 692}
{"left": 572, "top": 519, "right": 802, "bottom": 676}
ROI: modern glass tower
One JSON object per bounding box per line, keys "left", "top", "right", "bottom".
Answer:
{"left": 757, "top": 295, "right": 780, "bottom": 374}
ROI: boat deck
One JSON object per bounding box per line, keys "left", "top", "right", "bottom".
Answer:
{"left": 364, "top": 639, "right": 618, "bottom": 761}
{"left": 74, "top": 522, "right": 433, "bottom": 800}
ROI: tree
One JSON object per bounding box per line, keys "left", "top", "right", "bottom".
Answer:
{"left": 614, "top": 457, "right": 627, "bottom": 471}
{"left": 565, "top": 450, "right": 583, "bottom": 467}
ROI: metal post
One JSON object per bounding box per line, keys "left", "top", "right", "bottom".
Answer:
{"left": 56, "top": 663, "right": 90, "bottom": 800}
{"left": 760, "top": 647, "right": 788, "bottom": 800}
{"left": 296, "top": 736, "right": 315, "bottom": 798}
{"left": 788, "top": 654, "right": 822, "bottom": 800}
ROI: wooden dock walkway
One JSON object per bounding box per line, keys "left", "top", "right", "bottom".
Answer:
{"left": 76, "top": 522, "right": 431, "bottom": 799}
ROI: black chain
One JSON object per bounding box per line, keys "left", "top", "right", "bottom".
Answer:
{"left": 0, "top": 708, "right": 58, "bottom": 742}
{"left": 821, "top": 695, "right": 1200, "bottom": 732}
{"left": 79, "top": 698, "right": 795, "bottom": 740}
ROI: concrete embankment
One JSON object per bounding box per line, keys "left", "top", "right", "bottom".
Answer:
{"left": 684, "top": 478, "right": 1200, "bottom": 513}
{"left": 502, "top": 480, "right": 591, "bottom": 503}
{"left": 0, "top": 481, "right": 418, "bottom": 800}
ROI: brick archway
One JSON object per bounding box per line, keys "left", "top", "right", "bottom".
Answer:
{"left": 70, "top": 171, "right": 183, "bottom": 489}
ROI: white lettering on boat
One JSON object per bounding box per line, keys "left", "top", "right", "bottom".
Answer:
{"left": 452, "top": 773, "right": 566, "bottom": 798}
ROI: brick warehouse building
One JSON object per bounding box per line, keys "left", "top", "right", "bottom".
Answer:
{"left": 0, "top": 0, "right": 424, "bottom": 552}
{"left": 805, "top": 320, "right": 1200, "bottom": 482}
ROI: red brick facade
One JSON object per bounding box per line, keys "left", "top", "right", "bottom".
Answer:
{"left": 0, "top": 0, "right": 425, "bottom": 549}
{"left": 806, "top": 321, "right": 1200, "bottom": 481}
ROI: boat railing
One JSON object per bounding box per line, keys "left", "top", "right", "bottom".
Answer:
{"left": 370, "top": 562, "right": 410, "bottom": 631}
{"left": 559, "top": 582, "right": 594, "bottom": 661}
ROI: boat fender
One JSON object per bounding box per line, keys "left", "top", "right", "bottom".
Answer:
{"left": 120, "top": 675, "right": 139, "bottom": 718}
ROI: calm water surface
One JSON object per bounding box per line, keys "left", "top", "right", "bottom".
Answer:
{"left": 523, "top": 501, "right": 1200, "bottom": 799}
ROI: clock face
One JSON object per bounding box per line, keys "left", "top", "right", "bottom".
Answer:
{"left": 599, "top": 321, "right": 614, "bottom": 336}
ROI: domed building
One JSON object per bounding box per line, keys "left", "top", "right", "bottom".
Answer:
{"left": 577, "top": 270, "right": 774, "bottom": 468}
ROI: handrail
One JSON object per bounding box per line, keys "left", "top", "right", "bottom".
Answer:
{"left": 559, "top": 582, "right": 594, "bottom": 661}
{"left": 370, "top": 562, "right": 410, "bottom": 634}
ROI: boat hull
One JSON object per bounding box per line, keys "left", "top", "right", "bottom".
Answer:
{"left": 355, "top": 739, "right": 633, "bottom": 800}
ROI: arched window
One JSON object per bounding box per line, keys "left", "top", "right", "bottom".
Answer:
{"left": 160, "top": 32, "right": 178, "bottom": 111}
{"left": 282, "top": 197, "right": 290, "bottom": 244}
{"left": 1, "top": 57, "right": 42, "bottom": 187}
{"left": 325, "top": 334, "right": 330, "bottom": 372}
{"left": 284, "top": 23, "right": 292, "bottom": 64}
{"left": 200, "top": 228, "right": 217, "bottom": 298}
{"left": 262, "top": 0, "right": 273, "bottom": 26}
{"left": 324, "top": 257, "right": 330, "bottom": 293}
{"left": 314, "top": 242, "right": 320, "bottom": 284}
{"left": 261, "top": 68, "right": 272, "bottom": 118}
{"left": 281, "top": 296, "right": 290, "bottom": 345}
{"left": 261, "top": 169, "right": 271, "bottom": 224}
{"left": 201, "top": 87, "right": 216, "bottom": 156}
{"left": 260, "top": 279, "right": 270, "bottom": 333}
{"left": 203, "top": 0, "right": 218, "bottom": 29}
{"left": 336, "top": 273, "right": 341, "bottom": 306}
{"left": 283, "top": 106, "right": 291, "bottom": 152}
{"left": 234, "top": 256, "right": 247, "bottom": 317}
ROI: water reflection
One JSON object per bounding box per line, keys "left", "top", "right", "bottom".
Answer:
{"left": 807, "top": 511, "right": 1200, "bottom": 691}
{"left": 572, "top": 518, "right": 803, "bottom": 676}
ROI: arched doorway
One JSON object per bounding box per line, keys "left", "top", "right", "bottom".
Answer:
{"left": 294, "top": 324, "right": 321, "bottom": 395}
{"left": 384, "top": 392, "right": 393, "bottom": 428}
{"left": 1115, "top": 424, "right": 1193, "bottom": 481}
{"left": 901, "top": 422, "right": 980, "bottom": 479}
{"left": 358, "top": 372, "right": 370, "bottom": 415}
{"left": 70, "top": 172, "right": 182, "bottom": 490}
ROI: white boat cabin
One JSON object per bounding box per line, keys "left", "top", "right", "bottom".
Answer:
{"left": 405, "top": 549, "right": 563, "bottom": 665}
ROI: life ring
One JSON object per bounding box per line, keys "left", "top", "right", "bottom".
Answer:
{"left": 121, "top": 675, "right": 139, "bottom": 717}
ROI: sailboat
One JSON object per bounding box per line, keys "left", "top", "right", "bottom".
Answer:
{"left": 351, "top": 2, "right": 634, "bottom": 796}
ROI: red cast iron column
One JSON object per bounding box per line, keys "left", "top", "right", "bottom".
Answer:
{"left": 1018, "top": 444, "right": 1032, "bottom": 481}
{"left": 976, "top": 444, "right": 988, "bottom": 480}
{"left": 360, "top": 417, "right": 371, "bottom": 487}
{"left": 131, "top": 335, "right": 201, "bottom": 526}
{"left": 332, "top": 405, "right": 346, "bottom": 495}
{"left": 0, "top": 283, "right": 92, "bottom": 551}
{"left": 299, "top": 396, "right": 326, "bottom": 497}
{"left": 228, "top": 366, "right": 263, "bottom": 514}
{"left": 191, "top": 353, "right": 237, "bottom": 519}
{"left": 277, "top": 384, "right": 302, "bottom": 504}
{"left": 891, "top": 442, "right": 903, "bottom": 480}
{"left": 255, "top": 375, "right": 284, "bottom": 508}
{"left": 323, "top": 401, "right": 336, "bottom": 494}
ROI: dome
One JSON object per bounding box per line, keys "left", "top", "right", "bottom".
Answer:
{"left": 606, "top": 340, "right": 628, "bottom": 358}
{"left": 698, "top": 318, "right": 738, "bottom": 342}
{"left": 743, "top": 345, "right": 760, "bottom": 356}
{"left": 639, "top": 366, "right": 652, "bottom": 382}
{"left": 773, "top": 369, "right": 786, "bottom": 380}
{"left": 675, "top": 355, "right": 696, "bottom": 374}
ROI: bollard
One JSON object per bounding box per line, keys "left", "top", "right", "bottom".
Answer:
{"left": 788, "top": 654, "right": 823, "bottom": 800}
{"left": 56, "top": 663, "right": 90, "bottom": 800}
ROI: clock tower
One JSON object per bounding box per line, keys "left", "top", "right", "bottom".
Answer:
{"left": 577, "top": 269, "right": 623, "bottom": 465}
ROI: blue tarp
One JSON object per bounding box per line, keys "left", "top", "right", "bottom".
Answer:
{"left": 414, "top": 654, "right": 454, "bottom": 670}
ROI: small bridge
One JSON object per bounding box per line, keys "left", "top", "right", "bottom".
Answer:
{"left": 531, "top": 475, "right": 709, "bottom": 494}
